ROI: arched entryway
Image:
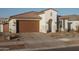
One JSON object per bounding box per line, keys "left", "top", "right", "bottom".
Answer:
{"left": 47, "top": 19, "right": 52, "bottom": 32}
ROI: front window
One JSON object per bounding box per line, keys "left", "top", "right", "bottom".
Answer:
{"left": 50, "top": 12, "right": 52, "bottom": 16}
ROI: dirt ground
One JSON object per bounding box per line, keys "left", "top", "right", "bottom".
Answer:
{"left": 0, "top": 32, "right": 79, "bottom": 51}
{"left": 48, "top": 32, "right": 79, "bottom": 39}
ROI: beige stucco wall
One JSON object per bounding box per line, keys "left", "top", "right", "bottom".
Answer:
{"left": 61, "top": 19, "right": 69, "bottom": 31}
{"left": 9, "top": 19, "right": 16, "bottom": 33}
{"left": 0, "top": 24, "right": 3, "bottom": 32}
{"left": 39, "top": 9, "right": 57, "bottom": 33}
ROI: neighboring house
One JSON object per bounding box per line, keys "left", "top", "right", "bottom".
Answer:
{"left": 0, "top": 18, "right": 9, "bottom": 32}
{"left": 9, "top": 8, "right": 57, "bottom": 33}
{"left": 59, "top": 15, "right": 79, "bottom": 32}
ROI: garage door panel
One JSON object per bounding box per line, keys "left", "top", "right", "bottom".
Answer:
{"left": 19, "top": 20, "right": 39, "bottom": 32}
{"left": 3, "top": 24, "right": 9, "bottom": 32}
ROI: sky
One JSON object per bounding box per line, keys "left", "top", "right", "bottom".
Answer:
{"left": 0, "top": 8, "right": 79, "bottom": 18}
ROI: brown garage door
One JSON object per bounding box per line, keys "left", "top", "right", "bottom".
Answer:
{"left": 3, "top": 24, "right": 9, "bottom": 32}
{"left": 17, "top": 20, "right": 39, "bottom": 33}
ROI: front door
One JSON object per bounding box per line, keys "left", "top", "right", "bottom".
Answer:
{"left": 47, "top": 19, "right": 52, "bottom": 32}
{"left": 68, "top": 22, "right": 72, "bottom": 32}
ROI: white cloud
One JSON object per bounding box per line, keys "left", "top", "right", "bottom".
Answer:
{"left": 0, "top": 0, "right": 79, "bottom": 8}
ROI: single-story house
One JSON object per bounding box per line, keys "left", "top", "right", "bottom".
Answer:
{"left": 0, "top": 18, "right": 9, "bottom": 32}
{"left": 59, "top": 15, "right": 79, "bottom": 32}
{"left": 9, "top": 8, "right": 57, "bottom": 33}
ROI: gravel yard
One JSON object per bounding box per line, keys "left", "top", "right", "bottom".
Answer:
{"left": 0, "top": 32, "right": 79, "bottom": 51}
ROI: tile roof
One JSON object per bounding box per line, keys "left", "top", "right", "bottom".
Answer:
{"left": 10, "top": 8, "right": 57, "bottom": 19}
{"left": 59, "top": 15, "right": 79, "bottom": 21}
{"left": 10, "top": 11, "right": 42, "bottom": 19}
{"left": 0, "top": 18, "right": 9, "bottom": 24}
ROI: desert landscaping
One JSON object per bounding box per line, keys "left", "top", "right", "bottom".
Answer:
{"left": 0, "top": 32, "right": 79, "bottom": 51}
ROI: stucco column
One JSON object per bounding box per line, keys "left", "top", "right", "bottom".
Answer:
{"left": 61, "top": 20, "right": 64, "bottom": 31}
